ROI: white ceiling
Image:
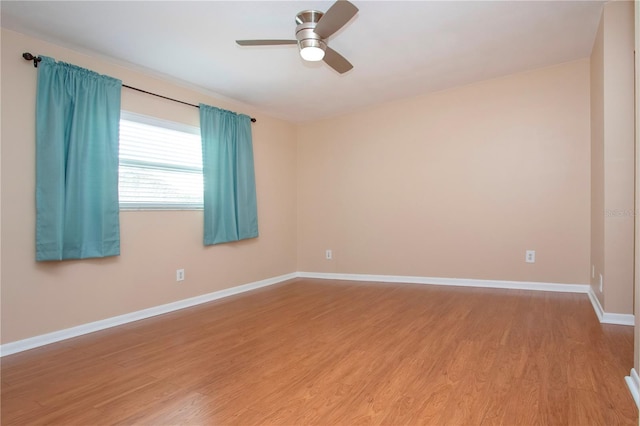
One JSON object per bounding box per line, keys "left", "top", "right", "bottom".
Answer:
{"left": 1, "top": 1, "right": 604, "bottom": 123}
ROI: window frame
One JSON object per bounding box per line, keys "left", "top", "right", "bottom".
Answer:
{"left": 118, "top": 111, "right": 204, "bottom": 211}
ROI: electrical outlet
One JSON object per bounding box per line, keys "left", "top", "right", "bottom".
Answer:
{"left": 176, "top": 269, "right": 185, "bottom": 282}
{"left": 592, "top": 265, "right": 595, "bottom": 279}
{"left": 599, "top": 274, "right": 603, "bottom": 292}
{"left": 325, "top": 249, "right": 332, "bottom": 260}
{"left": 525, "top": 250, "right": 536, "bottom": 263}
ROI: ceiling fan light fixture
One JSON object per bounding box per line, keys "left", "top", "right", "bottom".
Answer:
{"left": 299, "top": 39, "right": 326, "bottom": 62}
{"left": 300, "top": 46, "right": 325, "bottom": 61}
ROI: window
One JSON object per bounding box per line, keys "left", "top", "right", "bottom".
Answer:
{"left": 119, "top": 112, "right": 203, "bottom": 210}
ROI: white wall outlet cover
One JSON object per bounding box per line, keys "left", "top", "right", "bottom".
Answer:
{"left": 525, "top": 250, "right": 536, "bottom": 263}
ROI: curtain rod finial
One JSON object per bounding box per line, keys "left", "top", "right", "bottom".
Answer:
{"left": 22, "top": 52, "right": 42, "bottom": 67}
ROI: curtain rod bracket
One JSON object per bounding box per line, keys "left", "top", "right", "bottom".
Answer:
{"left": 23, "top": 52, "right": 42, "bottom": 68}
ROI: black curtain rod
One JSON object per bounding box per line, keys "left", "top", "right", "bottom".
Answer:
{"left": 22, "top": 52, "right": 257, "bottom": 123}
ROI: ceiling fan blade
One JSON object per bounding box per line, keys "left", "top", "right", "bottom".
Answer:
{"left": 323, "top": 46, "right": 353, "bottom": 74}
{"left": 313, "top": 0, "right": 358, "bottom": 39}
{"left": 236, "top": 40, "right": 297, "bottom": 46}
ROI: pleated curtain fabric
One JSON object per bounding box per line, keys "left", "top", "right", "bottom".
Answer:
{"left": 200, "top": 104, "right": 258, "bottom": 245}
{"left": 35, "top": 56, "right": 122, "bottom": 261}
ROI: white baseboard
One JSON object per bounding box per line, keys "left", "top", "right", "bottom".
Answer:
{"left": 299, "top": 272, "right": 635, "bottom": 326}
{"left": 2, "top": 271, "right": 634, "bottom": 357}
{"left": 587, "top": 287, "right": 635, "bottom": 326}
{"left": 587, "top": 287, "right": 606, "bottom": 321}
{"left": 0, "top": 272, "right": 297, "bottom": 357}
{"left": 625, "top": 368, "right": 640, "bottom": 408}
{"left": 298, "top": 271, "right": 590, "bottom": 293}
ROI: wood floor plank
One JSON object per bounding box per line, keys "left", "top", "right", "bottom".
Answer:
{"left": 1, "top": 278, "right": 637, "bottom": 425}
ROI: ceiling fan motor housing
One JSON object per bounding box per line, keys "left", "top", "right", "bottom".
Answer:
{"left": 295, "top": 10, "right": 326, "bottom": 53}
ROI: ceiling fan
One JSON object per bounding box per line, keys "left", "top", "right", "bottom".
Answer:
{"left": 236, "top": 0, "right": 358, "bottom": 74}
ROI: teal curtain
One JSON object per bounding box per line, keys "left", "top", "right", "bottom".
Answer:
{"left": 36, "top": 56, "right": 122, "bottom": 261}
{"left": 200, "top": 104, "right": 258, "bottom": 245}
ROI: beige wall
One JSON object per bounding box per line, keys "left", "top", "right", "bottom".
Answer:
{"left": 0, "top": 29, "right": 298, "bottom": 344}
{"left": 297, "top": 60, "right": 591, "bottom": 285}
{"left": 603, "top": 0, "right": 635, "bottom": 315}
{"left": 591, "top": 16, "right": 606, "bottom": 307}
{"left": 590, "top": 1, "right": 635, "bottom": 315}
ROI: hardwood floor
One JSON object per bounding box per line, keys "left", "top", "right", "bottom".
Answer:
{"left": 1, "top": 278, "right": 637, "bottom": 425}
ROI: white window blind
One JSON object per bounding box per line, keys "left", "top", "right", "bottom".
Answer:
{"left": 118, "top": 112, "right": 203, "bottom": 210}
